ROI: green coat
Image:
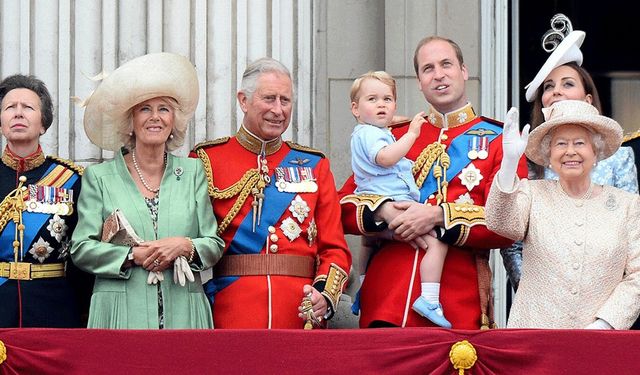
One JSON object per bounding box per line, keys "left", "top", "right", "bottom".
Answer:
{"left": 70, "top": 150, "right": 223, "bottom": 329}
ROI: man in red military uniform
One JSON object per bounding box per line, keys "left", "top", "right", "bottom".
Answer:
{"left": 339, "top": 36, "right": 527, "bottom": 329}
{"left": 192, "top": 57, "right": 351, "bottom": 329}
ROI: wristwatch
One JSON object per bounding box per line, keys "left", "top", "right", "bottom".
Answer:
{"left": 127, "top": 247, "right": 134, "bottom": 261}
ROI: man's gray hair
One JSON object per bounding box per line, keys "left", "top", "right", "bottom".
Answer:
{"left": 539, "top": 125, "right": 606, "bottom": 165}
{"left": 240, "top": 57, "right": 294, "bottom": 100}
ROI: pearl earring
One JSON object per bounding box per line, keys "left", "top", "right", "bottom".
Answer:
{"left": 128, "top": 132, "right": 133, "bottom": 137}
{"left": 169, "top": 134, "right": 174, "bottom": 139}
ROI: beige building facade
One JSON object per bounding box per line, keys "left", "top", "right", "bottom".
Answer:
{"left": 0, "top": 0, "right": 512, "bottom": 326}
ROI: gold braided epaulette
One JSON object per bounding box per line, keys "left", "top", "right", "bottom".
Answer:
{"left": 285, "top": 141, "right": 325, "bottom": 158}
{"left": 193, "top": 137, "right": 230, "bottom": 151}
{"left": 623, "top": 129, "right": 640, "bottom": 143}
{"left": 47, "top": 156, "right": 84, "bottom": 175}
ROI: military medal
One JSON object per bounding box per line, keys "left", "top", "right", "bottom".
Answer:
{"left": 477, "top": 137, "right": 489, "bottom": 160}
{"left": 467, "top": 137, "right": 478, "bottom": 160}
{"left": 289, "top": 195, "right": 310, "bottom": 223}
{"left": 47, "top": 214, "right": 68, "bottom": 242}
{"left": 280, "top": 217, "right": 302, "bottom": 242}
{"left": 307, "top": 219, "right": 317, "bottom": 247}
{"left": 275, "top": 166, "right": 318, "bottom": 193}
{"left": 25, "top": 184, "right": 74, "bottom": 216}
{"left": 29, "top": 237, "right": 54, "bottom": 263}
{"left": 459, "top": 163, "right": 483, "bottom": 191}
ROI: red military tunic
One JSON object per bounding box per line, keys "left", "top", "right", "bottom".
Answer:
{"left": 339, "top": 103, "right": 528, "bottom": 329}
{"left": 192, "top": 126, "right": 351, "bottom": 329}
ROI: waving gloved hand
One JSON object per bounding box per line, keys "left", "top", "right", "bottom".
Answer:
{"left": 498, "top": 107, "right": 530, "bottom": 191}
{"left": 173, "top": 256, "right": 195, "bottom": 286}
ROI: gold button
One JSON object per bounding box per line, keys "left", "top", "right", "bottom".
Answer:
{"left": 270, "top": 234, "right": 278, "bottom": 242}
{"left": 269, "top": 244, "right": 278, "bottom": 253}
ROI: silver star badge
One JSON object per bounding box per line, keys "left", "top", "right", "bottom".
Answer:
{"left": 289, "top": 195, "right": 310, "bottom": 223}
{"left": 280, "top": 217, "right": 302, "bottom": 242}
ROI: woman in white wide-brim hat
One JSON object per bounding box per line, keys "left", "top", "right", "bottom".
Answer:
{"left": 71, "top": 52, "right": 224, "bottom": 329}
{"left": 486, "top": 99, "right": 640, "bottom": 329}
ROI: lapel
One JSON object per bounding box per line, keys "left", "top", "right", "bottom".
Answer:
{"left": 114, "top": 149, "right": 161, "bottom": 241}
{"left": 156, "top": 153, "right": 177, "bottom": 240}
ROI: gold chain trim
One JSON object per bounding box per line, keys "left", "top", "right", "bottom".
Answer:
{"left": 195, "top": 146, "right": 263, "bottom": 236}
{"left": 412, "top": 141, "right": 450, "bottom": 204}
{"left": 212, "top": 169, "right": 261, "bottom": 235}
{"left": 196, "top": 148, "right": 215, "bottom": 196}
{"left": 412, "top": 142, "right": 443, "bottom": 188}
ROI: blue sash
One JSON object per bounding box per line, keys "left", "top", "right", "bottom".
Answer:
{"left": 0, "top": 164, "right": 79, "bottom": 285}
{"left": 419, "top": 120, "right": 502, "bottom": 202}
{"left": 204, "top": 149, "right": 321, "bottom": 303}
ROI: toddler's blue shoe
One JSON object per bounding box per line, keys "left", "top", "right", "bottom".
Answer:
{"left": 412, "top": 296, "right": 452, "bottom": 328}
{"left": 351, "top": 290, "right": 361, "bottom": 316}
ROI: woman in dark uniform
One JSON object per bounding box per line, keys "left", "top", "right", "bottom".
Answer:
{"left": 0, "top": 74, "right": 90, "bottom": 327}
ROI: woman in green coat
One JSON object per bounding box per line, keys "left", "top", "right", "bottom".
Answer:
{"left": 71, "top": 53, "right": 224, "bottom": 329}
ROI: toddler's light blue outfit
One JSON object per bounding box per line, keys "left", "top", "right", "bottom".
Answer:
{"left": 351, "top": 123, "right": 420, "bottom": 201}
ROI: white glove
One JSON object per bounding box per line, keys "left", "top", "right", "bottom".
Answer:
{"left": 173, "top": 256, "right": 195, "bottom": 286}
{"left": 147, "top": 270, "right": 164, "bottom": 285}
{"left": 585, "top": 318, "right": 613, "bottom": 330}
{"left": 498, "top": 107, "right": 530, "bottom": 191}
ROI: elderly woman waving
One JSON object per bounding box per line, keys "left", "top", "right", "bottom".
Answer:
{"left": 71, "top": 53, "right": 224, "bottom": 329}
{"left": 487, "top": 100, "right": 640, "bottom": 329}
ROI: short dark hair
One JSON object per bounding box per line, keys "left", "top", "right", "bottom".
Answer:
{"left": 0, "top": 74, "right": 54, "bottom": 131}
{"left": 413, "top": 36, "right": 465, "bottom": 76}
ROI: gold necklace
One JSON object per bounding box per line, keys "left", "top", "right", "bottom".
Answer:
{"left": 132, "top": 149, "right": 166, "bottom": 194}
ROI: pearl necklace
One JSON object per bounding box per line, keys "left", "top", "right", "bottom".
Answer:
{"left": 558, "top": 181, "right": 594, "bottom": 200}
{"left": 132, "top": 149, "right": 166, "bottom": 194}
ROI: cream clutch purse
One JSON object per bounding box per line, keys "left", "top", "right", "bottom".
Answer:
{"left": 101, "top": 209, "right": 143, "bottom": 246}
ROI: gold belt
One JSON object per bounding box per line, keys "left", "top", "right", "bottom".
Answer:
{"left": 213, "top": 254, "right": 315, "bottom": 278}
{"left": 0, "top": 262, "right": 65, "bottom": 280}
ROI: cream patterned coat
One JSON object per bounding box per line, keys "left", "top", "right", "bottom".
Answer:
{"left": 487, "top": 178, "right": 640, "bottom": 329}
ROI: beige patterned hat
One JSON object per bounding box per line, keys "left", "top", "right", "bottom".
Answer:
{"left": 83, "top": 52, "right": 198, "bottom": 151}
{"left": 525, "top": 100, "right": 622, "bottom": 166}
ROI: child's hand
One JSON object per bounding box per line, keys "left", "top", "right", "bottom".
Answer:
{"left": 408, "top": 112, "right": 426, "bottom": 137}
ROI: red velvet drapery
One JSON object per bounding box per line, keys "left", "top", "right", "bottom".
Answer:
{"left": 1, "top": 328, "right": 639, "bottom": 374}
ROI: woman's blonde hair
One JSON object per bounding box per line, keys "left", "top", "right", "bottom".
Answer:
{"left": 119, "top": 96, "right": 188, "bottom": 152}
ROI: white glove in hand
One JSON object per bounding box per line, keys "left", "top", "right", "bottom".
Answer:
{"left": 585, "top": 318, "right": 613, "bottom": 330}
{"left": 498, "top": 107, "right": 530, "bottom": 191}
{"left": 173, "top": 256, "right": 195, "bottom": 286}
{"left": 147, "top": 270, "right": 164, "bottom": 285}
